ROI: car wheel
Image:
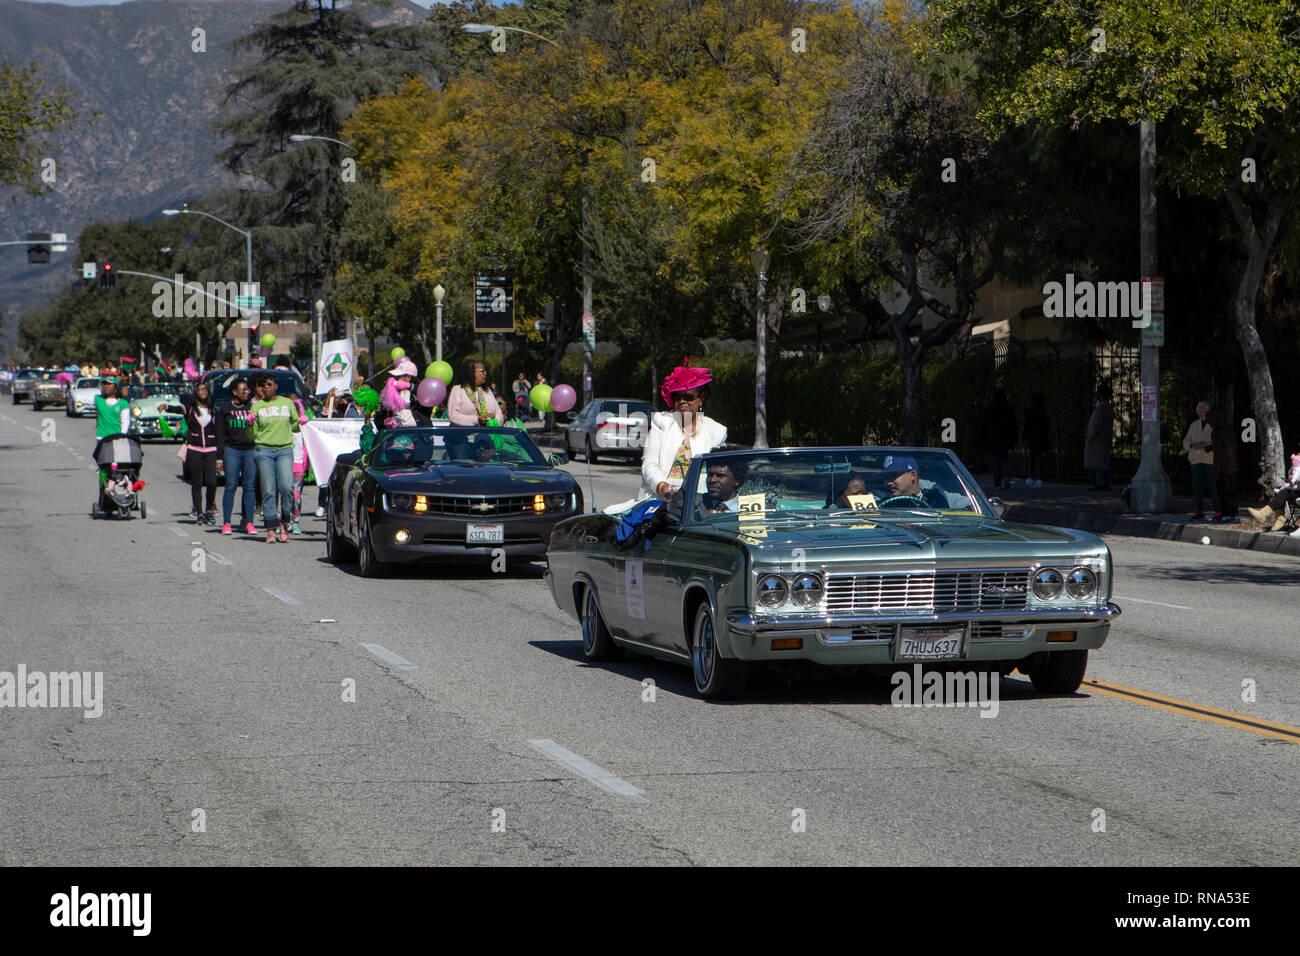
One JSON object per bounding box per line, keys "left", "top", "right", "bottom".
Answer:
{"left": 1029, "top": 649, "right": 1088, "bottom": 694}
{"left": 357, "top": 509, "right": 387, "bottom": 578}
{"left": 691, "top": 602, "right": 749, "bottom": 700}
{"left": 585, "top": 438, "right": 599, "bottom": 465}
{"left": 90, "top": 499, "right": 99, "bottom": 519}
{"left": 325, "top": 501, "right": 355, "bottom": 565}
{"left": 580, "top": 584, "right": 623, "bottom": 662}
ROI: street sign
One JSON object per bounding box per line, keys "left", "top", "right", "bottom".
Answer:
{"left": 474, "top": 271, "right": 514, "bottom": 332}
{"left": 82, "top": 262, "right": 96, "bottom": 280}
{"left": 535, "top": 318, "right": 553, "bottom": 332}
{"left": 1142, "top": 312, "right": 1165, "bottom": 348}
{"left": 237, "top": 282, "right": 261, "bottom": 328}
{"left": 582, "top": 312, "right": 595, "bottom": 351}
{"left": 1141, "top": 276, "right": 1164, "bottom": 313}
{"left": 51, "top": 233, "right": 68, "bottom": 253}
{"left": 1141, "top": 385, "right": 1158, "bottom": 422}
{"left": 235, "top": 295, "right": 266, "bottom": 307}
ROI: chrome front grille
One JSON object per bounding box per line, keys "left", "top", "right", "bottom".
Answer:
{"left": 824, "top": 569, "right": 1031, "bottom": 615}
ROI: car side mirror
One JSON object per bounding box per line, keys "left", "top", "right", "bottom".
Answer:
{"left": 547, "top": 451, "right": 568, "bottom": 467}
{"left": 989, "top": 497, "right": 1008, "bottom": 519}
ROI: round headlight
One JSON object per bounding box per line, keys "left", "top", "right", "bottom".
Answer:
{"left": 790, "top": 574, "right": 824, "bottom": 607}
{"left": 390, "top": 493, "right": 413, "bottom": 510}
{"left": 1032, "top": 567, "right": 1064, "bottom": 600}
{"left": 756, "top": 573, "right": 788, "bottom": 608}
{"left": 131, "top": 406, "right": 141, "bottom": 417}
{"left": 1065, "top": 567, "right": 1097, "bottom": 599}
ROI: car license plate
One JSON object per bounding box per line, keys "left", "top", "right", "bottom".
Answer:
{"left": 896, "top": 626, "right": 965, "bottom": 661}
{"left": 466, "top": 523, "right": 504, "bottom": 545}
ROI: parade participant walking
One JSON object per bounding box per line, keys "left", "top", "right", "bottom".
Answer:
{"left": 448, "top": 360, "right": 501, "bottom": 426}
{"left": 249, "top": 372, "right": 300, "bottom": 543}
{"left": 215, "top": 377, "right": 258, "bottom": 535}
{"left": 94, "top": 375, "right": 131, "bottom": 439}
{"left": 1084, "top": 386, "right": 1114, "bottom": 490}
{"left": 639, "top": 360, "right": 728, "bottom": 502}
{"left": 158, "top": 380, "right": 222, "bottom": 524}
{"left": 1182, "top": 400, "right": 1221, "bottom": 520}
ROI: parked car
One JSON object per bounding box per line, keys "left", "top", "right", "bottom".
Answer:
{"left": 66, "top": 377, "right": 101, "bottom": 417}
{"left": 325, "top": 426, "right": 581, "bottom": 576}
{"left": 545, "top": 445, "right": 1120, "bottom": 699}
{"left": 561, "top": 398, "right": 653, "bottom": 463}
{"left": 124, "top": 384, "right": 186, "bottom": 440}
{"left": 32, "top": 374, "right": 69, "bottom": 410}
{"left": 10, "top": 368, "right": 44, "bottom": 404}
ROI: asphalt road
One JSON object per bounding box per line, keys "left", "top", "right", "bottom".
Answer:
{"left": 1, "top": 407, "right": 1296, "bottom": 865}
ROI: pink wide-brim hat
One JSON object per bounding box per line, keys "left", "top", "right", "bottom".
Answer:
{"left": 660, "top": 360, "right": 712, "bottom": 406}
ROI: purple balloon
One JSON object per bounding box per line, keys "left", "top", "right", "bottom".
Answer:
{"left": 550, "top": 384, "right": 577, "bottom": 413}
{"left": 417, "top": 377, "right": 447, "bottom": 407}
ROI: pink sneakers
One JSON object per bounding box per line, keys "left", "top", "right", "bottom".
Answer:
{"left": 221, "top": 523, "right": 232, "bottom": 535}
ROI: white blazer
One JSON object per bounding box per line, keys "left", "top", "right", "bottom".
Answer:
{"left": 638, "top": 411, "right": 728, "bottom": 500}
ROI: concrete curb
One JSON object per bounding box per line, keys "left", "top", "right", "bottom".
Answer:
{"left": 1003, "top": 503, "right": 1300, "bottom": 557}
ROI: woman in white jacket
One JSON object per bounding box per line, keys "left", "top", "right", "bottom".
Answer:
{"left": 637, "top": 362, "right": 728, "bottom": 501}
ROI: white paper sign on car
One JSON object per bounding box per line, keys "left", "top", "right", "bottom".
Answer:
{"left": 737, "top": 493, "right": 766, "bottom": 518}
{"left": 847, "top": 493, "right": 878, "bottom": 511}
{"left": 626, "top": 560, "right": 645, "bottom": 619}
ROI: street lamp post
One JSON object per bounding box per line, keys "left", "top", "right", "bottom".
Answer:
{"left": 314, "top": 299, "right": 325, "bottom": 380}
{"left": 433, "top": 283, "right": 445, "bottom": 363}
{"left": 162, "top": 205, "right": 255, "bottom": 364}
{"left": 752, "top": 247, "right": 770, "bottom": 449}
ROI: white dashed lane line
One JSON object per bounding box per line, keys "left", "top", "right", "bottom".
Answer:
{"left": 1114, "top": 595, "right": 1193, "bottom": 610}
{"left": 207, "top": 553, "right": 232, "bottom": 566}
{"left": 263, "top": 587, "right": 302, "bottom": 606}
{"left": 527, "top": 739, "right": 649, "bottom": 803}
{"left": 170, "top": 527, "right": 189, "bottom": 537}
{"left": 360, "top": 643, "right": 418, "bottom": 671}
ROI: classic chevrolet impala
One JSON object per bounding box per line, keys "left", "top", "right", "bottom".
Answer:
{"left": 545, "top": 446, "right": 1120, "bottom": 699}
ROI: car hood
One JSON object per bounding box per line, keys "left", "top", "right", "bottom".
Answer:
{"left": 375, "top": 462, "right": 573, "bottom": 494}
{"left": 704, "top": 514, "right": 1104, "bottom": 562}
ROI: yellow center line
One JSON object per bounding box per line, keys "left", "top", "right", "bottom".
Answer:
{"left": 1085, "top": 678, "right": 1300, "bottom": 744}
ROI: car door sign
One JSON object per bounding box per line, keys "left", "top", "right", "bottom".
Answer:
{"left": 626, "top": 560, "right": 645, "bottom": 619}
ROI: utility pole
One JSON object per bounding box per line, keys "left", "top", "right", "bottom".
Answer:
{"left": 1130, "top": 120, "right": 1171, "bottom": 513}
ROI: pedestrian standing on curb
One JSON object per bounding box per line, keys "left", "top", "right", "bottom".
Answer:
{"left": 215, "top": 377, "right": 258, "bottom": 535}
{"left": 1183, "top": 400, "right": 1221, "bottom": 520}
{"left": 159, "top": 380, "right": 222, "bottom": 524}
{"left": 1021, "top": 392, "right": 1050, "bottom": 488}
{"left": 249, "top": 372, "right": 300, "bottom": 544}
{"left": 978, "top": 389, "right": 1019, "bottom": 489}
{"left": 1084, "top": 386, "right": 1114, "bottom": 490}
{"left": 1206, "top": 405, "right": 1238, "bottom": 521}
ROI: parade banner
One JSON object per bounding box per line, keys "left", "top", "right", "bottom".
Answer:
{"left": 301, "top": 418, "right": 365, "bottom": 485}
{"left": 316, "top": 339, "right": 354, "bottom": 396}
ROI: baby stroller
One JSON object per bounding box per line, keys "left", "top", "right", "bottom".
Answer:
{"left": 92, "top": 433, "right": 146, "bottom": 520}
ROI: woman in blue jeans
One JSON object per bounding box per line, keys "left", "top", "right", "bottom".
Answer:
{"left": 215, "top": 377, "right": 258, "bottom": 535}
{"left": 249, "top": 373, "right": 301, "bottom": 543}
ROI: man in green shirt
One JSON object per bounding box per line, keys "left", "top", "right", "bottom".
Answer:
{"left": 250, "top": 373, "right": 301, "bottom": 543}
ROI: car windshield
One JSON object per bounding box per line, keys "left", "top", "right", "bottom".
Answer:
{"left": 126, "top": 386, "right": 181, "bottom": 401}
{"left": 684, "top": 448, "right": 986, "bottom": 521}
{"left": 205, "top": 370, "right": 304, "bottom": 404}
{"left": 371, "top": 427, "right": 547, "bottom": 468}
{"left": 76, "top": 378, "right": 99, "bottom": 389}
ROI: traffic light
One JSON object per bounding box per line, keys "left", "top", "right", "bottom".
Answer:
{"left": 99, "top": 263, "right": 115, "bottom": 290}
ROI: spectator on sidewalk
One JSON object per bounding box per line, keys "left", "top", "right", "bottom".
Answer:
{"left": 1084, "top": 386, "right": 1114, "bottom": 490}
{"left": 1021, "top": 392, "right": 1050, "bottom": 488}
{"left": 1247, "top": 448, "right": 1300, "bottom": 532}
{"left": 978, "top": 389, "right": 1019, "bottom": 489}
{"left": 1182, "top": 400, "right": 1221, "bottom": 520}
{"left": 1206, "top": 405, "right": 1238, "bottom": 520}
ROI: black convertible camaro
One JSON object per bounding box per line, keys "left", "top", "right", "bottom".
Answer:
{"left": 325, "top": 426, "right": 582, "bottom": 576}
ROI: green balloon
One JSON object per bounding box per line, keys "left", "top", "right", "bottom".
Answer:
{"left": 426, "top": 360, "right": 453, "bottom": 385}
{"left": 529, "top": 383, "right": 553, "bottom": 413}
{"left": 390, "top": 347, "right": 405, "bottom": 360}
{"left": 260, "top": 332, "right": 276, "bottom": 349}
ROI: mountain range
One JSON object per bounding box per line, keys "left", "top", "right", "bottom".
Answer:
{"left": 0, "top": 0, "right": 431, "bottom": 357}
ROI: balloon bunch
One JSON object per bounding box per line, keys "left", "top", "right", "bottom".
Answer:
{"left": 414, "top": 361, "right": 453, "bottom": 408}
{"left": 531, "top": 383, "right": 576, "bottom": 414}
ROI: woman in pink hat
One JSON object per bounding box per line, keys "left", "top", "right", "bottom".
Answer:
{"left": 637, "top": 359, "right": 728, "bottom": 501}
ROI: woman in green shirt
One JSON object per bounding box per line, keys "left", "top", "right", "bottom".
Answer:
{"left": 93, "top": 375, "right": 131, "bottom": 439}
{"left": 250, "top": 373, "right": 301, "bottom": 543}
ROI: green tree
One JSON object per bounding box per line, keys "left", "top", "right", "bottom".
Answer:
{"left": 0, "top": 61, "right": 82, "bottom": 200}
{"left": 926, "top": 0, "right": 1300, "bottom": 481}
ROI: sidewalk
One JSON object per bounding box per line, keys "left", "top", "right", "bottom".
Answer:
{"left": 982, "top": 478, "right": 1300, "bottom": 557}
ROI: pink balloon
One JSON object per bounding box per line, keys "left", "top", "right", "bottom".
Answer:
{"left": 550, "top": 384, "right": 577, "bottom": 413}
{"left": 416, "top": 377, "right": 447, "bottom": 407}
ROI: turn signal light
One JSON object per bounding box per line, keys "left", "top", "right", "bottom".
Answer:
{"left": 1046, "top": 630, "right": 1077, "bottom": 643}
{"left": 534, "top": 494, "right": 546, "bottom": 512}
{"left": 771, "top": 638, "right": 803, "bottom": 651}
{"left": 414, "top": 495, "right": 428, "bottom": 513}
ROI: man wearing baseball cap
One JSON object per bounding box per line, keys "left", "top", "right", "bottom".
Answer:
{"left": 880, "top": 454, "right": 972, "bottom": 511}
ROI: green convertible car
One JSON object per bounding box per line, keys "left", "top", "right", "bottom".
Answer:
{"left": 545, "top": 446, "right": 1121, "bottom": 699}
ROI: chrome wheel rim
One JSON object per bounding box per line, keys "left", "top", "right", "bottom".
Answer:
{"left": 692, "top": 611, "right": 715, "bottom": 686}
{"left": 581, "top": 588, "right": 597, "bottom": 652}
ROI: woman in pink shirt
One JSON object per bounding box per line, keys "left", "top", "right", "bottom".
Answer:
{"left": 447, "top": 359, "right": 501, "bottom": 426}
